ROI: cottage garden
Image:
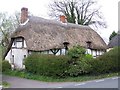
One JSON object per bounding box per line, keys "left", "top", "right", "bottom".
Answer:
{"left": 1, "top": 45, "right": 119, "bottom": 81}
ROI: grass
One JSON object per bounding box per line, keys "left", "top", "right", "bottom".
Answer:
{"left": 3, "top": 70, "right": 119, "bottom": 82}
{"left": 0, "top": 81, "right": 10, "bottom": 88}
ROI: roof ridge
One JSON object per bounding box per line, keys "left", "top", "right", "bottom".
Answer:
{"left": 29, "top": 16, "right": 91, "bottom": 29}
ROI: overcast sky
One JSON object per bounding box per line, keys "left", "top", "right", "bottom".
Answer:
{"left": 0, "top": 0, "right": 119, "bottom": 44}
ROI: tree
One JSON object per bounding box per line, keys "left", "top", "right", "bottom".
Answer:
{"left": 109, "top": 31, "right": 117, "bottom": 41}
{"left": 0, "top": 12, "right": 20, "bottom": 48}
{"left": 49, "top": 0, "right": 107, "bottom": 28}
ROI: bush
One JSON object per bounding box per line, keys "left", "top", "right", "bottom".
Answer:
{"left": 67, "top": 45, "right": 86, "bottom": 59}
{"left": 25, "top": 46, "right": 93, "bottom": 77}
{"left": 90, "top": 47, "right": 119, "bottom": 74}
{"left": 2, "top": 60, "right": 11, "bottom": 72}
{"left": 67, "top": 58, "right": 92, "bottom": 77}
{"left": 25, "top": 54, "right": 70, "bottom": 78}
{"left": 25, "top": 47, "right": 119, "bottom": 77}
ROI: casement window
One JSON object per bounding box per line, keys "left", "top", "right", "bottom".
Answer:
{"left": 23, "top": 55, "right": 27, "bottom": 65}
{"left": 11, "top": 55, "right": 14, "bottom": 64}
{"left": 13, "top": 38, "right": 24, "bottom": 48}
{"left": 86, "top": 41, "right": 92, "bottom": 49}
{"left": 24, "top": 55, "right": 27, "bottom": 58}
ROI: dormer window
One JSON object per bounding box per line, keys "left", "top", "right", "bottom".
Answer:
{"left": 13, "top": 38, "right": 24, "bottom": 48}
{"left": 63, "top": 42, "right": 69, "bottom": 54}
{"left": 86, "top": 41, "right": 92, "bottom": 49}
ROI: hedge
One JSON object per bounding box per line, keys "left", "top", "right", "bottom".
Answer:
{"left": 2, "top": 60, "right": 11, "bottom": 72}
{"left": 24, "top": 46, "right": 119, "bottom": 78}
{"left": 89, "top": 47, "right": 119, "bottom": 74}
{"left": 25, "top": 54, "right": 70, "bottom": 78}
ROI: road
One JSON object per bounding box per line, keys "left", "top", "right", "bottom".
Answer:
{"left": 2, "top": 75, "right": 119, "bottom": 88}
{"left": 58, "top": 77, "right": 119, "bottom": 88}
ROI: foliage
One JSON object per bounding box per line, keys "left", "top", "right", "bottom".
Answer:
{"left": 90, "top": 47, "right": 119, "bottom": 74}
{"left": 84, "top": 54, "right": 93, "bottom": 61}
{"left": 66, "top": 45, "right": 92, "bottom": 76}
{"left": 0, "top": 12, "right": 20, "bottom": 48}
{"left": 49, "top": 0, "right": 107, "bottom": 28}
{"left": 109, "top": 31, "right": 117, "bottom": 41}
{"left": 25, "top": 54, "right": 70, "bottom": 78}
{"left": 2, "top": 81, "right": 10, "bottom": 88}
{"left": 3, "top": 69, "right": 119, "bottom": 82}
{"left": 24, "top": 46, "right": 119, "bottom": 77}
{"left": 68, "top": 55, "right": 93, "bottom": 77}
{"left": 2, "top": 60, "right": 11, "bottom": 72}
{"left": 67, "top": 45, "right": 86, "bottom": 59}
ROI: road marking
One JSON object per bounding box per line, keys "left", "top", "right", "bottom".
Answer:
{"left": 75, "top": 83, "right": 86, "bottom": 86}
{"left": 57, "top": 87, "right": 63, "bottom": 88}
{"left": 0, "top": 86, "right": 2, "bottom": 90}
{"left": 95, "top": 79, "right": 104, "bottom": 82}
{"left": 112, "top": 77, "right": 118, "bottom": 80}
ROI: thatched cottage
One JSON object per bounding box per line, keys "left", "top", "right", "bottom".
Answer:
{"left": 5, "top": 7, "right": 107, "bottom": 69}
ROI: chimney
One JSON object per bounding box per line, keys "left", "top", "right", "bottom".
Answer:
{"left": 60, "top": 15, "right": 67, "bottom": 23}
{"left": 21, "top": 7, "right": 28, "bottom": 24}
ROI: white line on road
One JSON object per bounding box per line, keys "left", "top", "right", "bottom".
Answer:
{"left": 75, "top": 83, "right": 86, "bottom": 86}
{"left": 57, "top": 87, "right": 63, "bottom": 88}
{"left": 112, "top": 77, "right": 118, "bottom": 80}
{"left": 95, "top": 79, "right": 105, "bottom": 82}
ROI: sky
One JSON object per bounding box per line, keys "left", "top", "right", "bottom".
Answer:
{"left": 0, "top": 0, "right": 119, "bottom": 44}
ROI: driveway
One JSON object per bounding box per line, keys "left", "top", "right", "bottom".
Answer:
{"left": 2, "top": 75, "right": 119, "bottom": 88}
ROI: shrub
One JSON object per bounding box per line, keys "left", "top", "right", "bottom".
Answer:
{"left": 25, "top": 54, "right": 70, "bottom": 78}
{"left": 2, "top": 60, "right": 11, "bottom": 72}
{"left": 67, "top": 45, "right": 86, "bottom": 59}
{"left": 90, "top": 47, "right": 119, "bottom": 74}
{"left": 84, "top": 54, "right": 93, "bottom": 60}
{"left": 68, "top": 57, "right": 92, "bottom": 76}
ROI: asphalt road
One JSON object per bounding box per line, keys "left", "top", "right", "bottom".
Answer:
{"left": 58, "top": 77, "right": 119, "bottom": 88}
{"left": 2, "top": 75, "right": 119, "bottom": 88}
{"left": 0, "top": 86, "right": 2, "bottom": 90}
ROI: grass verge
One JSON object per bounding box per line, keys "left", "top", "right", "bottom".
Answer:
{"left": 1, "top": 81, "right": 10, "bottom": 88}
{"left": 3, "top": 70, "right": 119, "bottom": 82}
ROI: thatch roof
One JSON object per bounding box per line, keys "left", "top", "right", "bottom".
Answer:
{"left": 108, "top": 34, "right": 120, "bottom": 48}
{"left": 11, "top": 16, "right": 106, "bottom": 51}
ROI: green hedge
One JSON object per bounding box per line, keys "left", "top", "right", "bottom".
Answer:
{"left": 25, "top": 54, "right": 70, "bottom": 78}
{"left": 90, "top": 47, "right": 119, "bottom": 74}
{"left": 24, "top": 47, "right": 119, "bottom": 78}
{"left": 2, "top": 60, "right": 11, "bottom": 72}
{"left": 25, "top": 52, "right": 93, "bottom": 77}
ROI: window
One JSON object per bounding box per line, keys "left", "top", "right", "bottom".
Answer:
{"left": 14, "top": 38, "right": 24, "bottom": 48}
{"left": 23, "top": 55, "right": 27, "bottom": 65}
{"left": 63, "top": 42, "right": 69, "bottom": 55}
{"left": 24, "top": 55, "right": 26, "bottom": 58}
{"left": 11, "top": 55, "right": 14, "bottom": 64}
{"left": 86, "top": 41, "right": 92, "bottom": 49}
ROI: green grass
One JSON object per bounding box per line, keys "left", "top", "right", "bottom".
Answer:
{"left": 0, "top": 81, "right": 10, "bottom": 88}
{"left": 3, "top": 70, "right": 119, "bottom": 82}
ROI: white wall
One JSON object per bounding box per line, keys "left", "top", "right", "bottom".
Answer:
{"left": 86, "top": 49, "right": 105, "bottom": 58}
{"left": 5, "top": 38, "right": 28, "bottom": 69}
{"left": 5, "top": 50, "right": 12, "bottom": 63}
{"left": 11, "top": 48, "right": 28, "bottom": 69}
